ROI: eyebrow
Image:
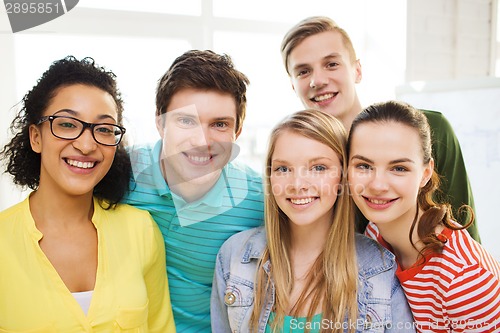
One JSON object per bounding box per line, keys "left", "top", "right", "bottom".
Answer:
{"left": 350, "top": 154, "right": 415, "bottom": 164}
{"left": 212, "top": 117, "right": 235, "bottom": 123}
{"left": 168, "top": 111, "right": 235, "bottom": 124}
{"left": 53, "top": 109, "right": 117, "bottom": 122}
{"left": 292, "top": 53, "right": 343, "bottom": 71}
{"left": 271, "top": 157, "right": 334, "bottom": 164}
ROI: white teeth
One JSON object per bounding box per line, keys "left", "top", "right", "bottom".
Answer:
{"left": 188, "top": 155, "right": 211, "bottom": 162}
{"left": 66, "top": 159, "right": 95, "bottom": 169}
{"left": 369, "top": 198, "right": 389, "bottom": 205}
{"left": 313, "top": 93, "right": 334, "bottom": 102}
{"left": 290, "top": 197, "right": 314, "bottom": 205}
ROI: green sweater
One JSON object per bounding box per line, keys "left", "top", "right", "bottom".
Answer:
{"left": 356, "top": 109, "right": 480, "bottom": 242}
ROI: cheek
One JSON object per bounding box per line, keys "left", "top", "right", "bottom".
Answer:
{"left": 213, "top": 131, "right": 235, "bottom": 145}
{"left": 319, "top": 174, "right": 341, "bottom": 196}
{"left": 103, "top": 148, "right": 117, "bottom": 167}
{"left": 270, "top": 176, "right": 287, "bottom": 198}
{"left": 347, "top": 170, "right": 365, "bottom": 194}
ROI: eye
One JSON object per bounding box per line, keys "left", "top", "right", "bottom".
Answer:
{"left": 212, "top": 121, "right": 228, "bottom": 129}
{"left": 295, "top": 68, "right": 310, "bottom": 78}
{"left": 392, "top": 165, "right": 408, "bottom": 172}
{"left": 94, "top": 124, "right": 116, "bottom": 135}
{"left": 55, "top": 118, "right": 78, "bottom": 128}
{"left": 355, "top": 163, "right": 371, "bottom": 170}
{"left": 177, "top": 117, "right": 196, "bottom": 127}
{"left": 326, "top": 61, "right": 339, "bottom": 69}
{"left": 312, "top": 165, "right": 326, "bottom": 172}
{"left": 273, "top": 166, "right": 289, "bottom": 173}
{"left": 52, "top": 117, "right": 80, "bottom": 131}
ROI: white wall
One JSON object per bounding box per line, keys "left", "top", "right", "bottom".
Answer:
{"left": 397, "top": 78, "right": 500, "bottom": 258}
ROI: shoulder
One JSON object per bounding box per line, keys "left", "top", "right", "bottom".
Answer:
{"left": 0, "top": 199, "right": 28, "bottom": 229}
{"left": 224, "top": 161, "right": 264, "bottom": 203}
{"left": 444, "top": 227, "right": 499, "bottom": 270}
{"left": 99, "top": 202, "right": 156, "bottom": 229}
{"left": 226, "top": 160, "right": 263, "bottom": 182}
{"left": 219, "top": 226, "right": 266, "bottom": 258}
{"left": 127, "top": 141, "right": 160, "bottom": 167}
{"left": 420, "top": 109, "right": 455, "bottom": 132}
{"left": 0, "top": 199, "right": 26, "bottom": 218}
{"left": 355, "top": 233, "right": 396, "bottom": 276}
{"left": 0, "top": 199, "right": 31, "bottom": 233}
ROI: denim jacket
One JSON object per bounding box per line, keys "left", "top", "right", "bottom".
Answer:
{"left": 211, "top": 226, "right": 415, "bottom": 333}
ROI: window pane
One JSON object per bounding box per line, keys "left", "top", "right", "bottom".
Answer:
{"left": 213, "top": 0, "right": 359, "bottom": 23}
{"left": 14, "top": 34, "right": 191, "bottom": 144}
{"left": 79, "top": 0, "right": 202, "bottom": 16}
{"left": 214, "top": 30, "right": 302, "bottom": 170}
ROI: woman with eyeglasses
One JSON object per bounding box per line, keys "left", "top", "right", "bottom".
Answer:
{"left": 0, "top": 56, "right": 175, "bottom": 332}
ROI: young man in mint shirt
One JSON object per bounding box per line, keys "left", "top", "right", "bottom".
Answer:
{"left": 123, "top": 50, "right": 264, "bottom": 332}
{"left": 280, "top": 16, "right": 479, "bottom": 241}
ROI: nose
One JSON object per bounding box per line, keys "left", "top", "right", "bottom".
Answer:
{"left": 292, "top": 169, "right": 310, "bottom": 192}
{"left": 72, "top": 127, "right": 97, "bottom": 154}
{"left": 367, "top": 169, "right": 389, "bottom": 193}
{"left": 309, "top": 69, "right": 328, "bottom": 89}
{"left": 189, "top": 125, "right": 211, "bottom": 148}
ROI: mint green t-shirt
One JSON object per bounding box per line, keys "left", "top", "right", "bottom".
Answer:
{"left": 266, "top": 312, "right": 322, "bottom": 333}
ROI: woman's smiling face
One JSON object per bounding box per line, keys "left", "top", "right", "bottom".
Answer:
{"left": 30, "top": 84, "right": 118, "bottom": 198}
{"left": 348, "top": 121, "right": 433, "bottom": 229}
{"left": 270, "top": 130, "right": 342, "bottom": 230}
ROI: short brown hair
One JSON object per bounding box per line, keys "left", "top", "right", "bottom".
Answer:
{"left": 281, "top": 16, "right": 358, "bottom": 75}
{"left": 156, "top": 50, "right": 249, "bottom": 135}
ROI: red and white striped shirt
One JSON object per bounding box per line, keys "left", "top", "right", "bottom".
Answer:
{"left": 366, "top": 222, "right": 500, "bottom": 332}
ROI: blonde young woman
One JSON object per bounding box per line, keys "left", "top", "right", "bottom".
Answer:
{"left": 211, "top": 110, "right": 415, "bottom": 332}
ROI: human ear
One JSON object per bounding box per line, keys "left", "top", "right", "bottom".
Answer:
{"left": 235, "top": 126, "right": 242, "bottom": 140}
{"left": 29, "top": 124, "right": 42, "bottom": 153}
{"left": 420, "top": 158, "right": 435, "bottom": 187}
{"left": 155, "top": 112, "right": 165, "bottom": 138}
{"left": 354, "top": 59, "right": 362, "bottom": 84}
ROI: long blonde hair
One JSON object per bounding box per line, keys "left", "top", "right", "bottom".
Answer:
{"left": 250, "top": 110, "right": 358, "bottom": 332}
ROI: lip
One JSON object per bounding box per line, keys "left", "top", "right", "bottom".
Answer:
{"left": 64, "top": 157, "right": 99, "bottom": 175}
{"left": 309, "top": 92, "right": 338, "bottom": 106}
{"left": 363, "top": 196, "right": 398, "bottom": 210}
{"left": 287, "top": 196, "right": 318, "bottom": 209}
{"left": 183, "top": 152, "right": 214, "bottom": 166}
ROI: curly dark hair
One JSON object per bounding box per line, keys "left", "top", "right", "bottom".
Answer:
{"left": 0, "top": 56, "right": 131, "bottom": 208}
{"left": 155, "top": 49, "right": 249, "bottom": 135}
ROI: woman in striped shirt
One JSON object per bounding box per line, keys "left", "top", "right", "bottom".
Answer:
{"left": 347, "top": 100, "right": 500, "bottom": 332}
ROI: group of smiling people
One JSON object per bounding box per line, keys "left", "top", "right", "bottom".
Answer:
{"left": 0, "top": 16, "right": 498, "bottom": 333}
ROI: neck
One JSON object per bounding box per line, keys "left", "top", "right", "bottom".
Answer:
{"left": 160, "top": 161, "right": 221, "bottom": 203}
{"left": 29, "top": 188, "right": 94, "bottom": 230}
{"left": 289, "top": 222, "right": 328, "bottom": 261}
{"left": 376, "top": 209, "right": 424, "bottom": 270}
{"left": 340, "top": 98, "right": 363, "bottom": 131}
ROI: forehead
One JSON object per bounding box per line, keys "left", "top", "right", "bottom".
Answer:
{"left": 273, "top": 131, "right": 339, "bottom": 162}
{"left": 166, "top": 88, "right": 237, "bottom": 120}
{"left": 45, "top": 84, "right": 118, "bottom": 118}
{"left": 289, "top": 31, "right": 351, "bottom": 66}
{"left": 350, "top": 121, "right": 423, "bottom": 159}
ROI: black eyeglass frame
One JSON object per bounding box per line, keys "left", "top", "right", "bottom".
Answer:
{"left": 36, "top": 115, "right": 126, "bottom": 146}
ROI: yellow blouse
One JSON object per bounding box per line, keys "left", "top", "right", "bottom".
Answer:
{"left": 0, "top": 196, "right": 175, "bottom": 332}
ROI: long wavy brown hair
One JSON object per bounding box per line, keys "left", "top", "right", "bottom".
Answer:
{"left": 347, "top": 100, "right": 474, "bottom": 258}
